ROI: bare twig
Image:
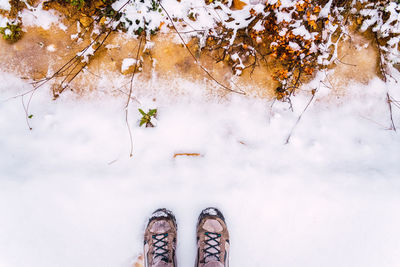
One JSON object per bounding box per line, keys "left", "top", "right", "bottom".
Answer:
{"left": 335, "top": 56, "right": 357, "bottom": 67}
{"left": 285, "top": 89, "right": 317, "bottom": 144}
{"left": 113, "top": 88, "right": 141, "bottom": 104}
{"left": 125, "top": 34, "right": 144, "bottom": 157}
{"left": 159, "top": 30, "right": 206, "bottom": 35}
{"left": 390, "top": 96, "right": 400, "bottom": 110}
{"left": 267, "top": 98, "right": 276, "bottom": 124}
{"left": 173, "top": 153, "right": 202, "bottom": 158}
{"left": 387, "top": 92, "right": 397, "bottom": 132}
{"left": 21, "top": 95, "right": 32, "bottom": 130}
{"left": 375, "top": 34, "right": 387, "bottom": 83}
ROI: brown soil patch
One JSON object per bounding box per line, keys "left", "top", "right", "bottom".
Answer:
{"left": 0, "top": 22, "right": 379, "bottom": 99}
{"left": 327, "top": 33, "right": 378, "bottom": 95}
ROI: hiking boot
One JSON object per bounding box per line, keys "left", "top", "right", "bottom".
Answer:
{"left": 195, "top": 208, "right": 230, "bottom": 267}
{"left": 144, "top": 209, "right": 177, "bottom": 267}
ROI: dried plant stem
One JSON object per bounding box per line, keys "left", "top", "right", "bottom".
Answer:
{"left": 173, "top": 153, "right": 202, "bottom": 158}
{"left": 285, "top": 90, "right": 316, "bottom": 144}
{"left": 21, "top": 95, "right": 32, "bottom": 130}
{"left": 387, "top": 92, "right": 397, "bottom": 132}
{"left": 125, "top": 34, "right": 144, "bottom": 157}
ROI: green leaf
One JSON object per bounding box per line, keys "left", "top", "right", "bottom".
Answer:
{"left": 148, "top": 109, "right": 157, "bottom": 116}
{"left": 28, "top": 114, "right": 33, "bottom": 119}
{"left": 139, "top": 119, "right": 145, "bottom": 126}
{"left": 138, "top": 108, "right": 146, "bottom": 115}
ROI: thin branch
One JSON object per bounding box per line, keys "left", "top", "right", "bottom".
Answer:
{"left": 387, "top": 92, "right": 397, "bottom": 132}
{"left": 59, "top": 28, "right": 114, "bottom": 96}
{"left": 335, "top": 56, "right": 357, "bottom": 67}
{"left": 285, "top": 89, "right": 317, "bottom": 144}
{"left": 390, "top": 96, "right": 400, "bottom": 110}
{"left": 358, "top": 114, "right": 389, "bottom": 129}
{"left": 125, "top": 34, "right": 144, "bottom": 157}
{"left": 173, "top": 153, "right": 202, "bottom": 158}
{"left": 21, "top": 95, "right": 32, "bottom": 130}
{"left": 159, "top": 30, "right": 206, "bottom": 35}
{"left": 267, "top": 98, "right": 276, "bottom": 124}
{"left": 113, "top": 88, "right": 141, "bottom": 104}
{"left": 18, "top": 0, "right": 131, "bottom": 97}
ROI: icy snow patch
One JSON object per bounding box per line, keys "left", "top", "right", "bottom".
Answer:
{"left": 121, "top": 58, "right": 138, "bottom": 73}
{"left": 4, "top": 28, "right": 11, "bottom": 36}
{"left": 319, "top": 0, "right": 333, "bottom": 18}
{"left": 0, "top": 70, "right": 400, "bottom": 267}
{"left": 292, "top": 25, "right": 312, "bottom": 40}
{"left": 252, "top": 20, "right": 265, "bottom": 32}
{"left": 21, "top": 3, "right": 66, "bottom": 30}
{"left": 46, "top": 44, "right": 56, "bottom": 52}
{"left": 0, "top": 0, "right": 10, "bottom": 11}
{"left": 151, "top": 210, "right": 170, "bottom": 219}
{"left": 0, "top": 15, "right": 9, "bottom": 28}
{"left": 202, "top": 208, "right": 218, "bottom": 216}
{"left": 78, "top": 45, "right": 95, "bottom": 63}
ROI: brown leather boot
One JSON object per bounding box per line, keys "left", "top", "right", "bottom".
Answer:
{"left": 195, "top": 208, "right": 230, "bottom": 267}
{"left": 144, "top": 209, "right": 177, "bottom": 267}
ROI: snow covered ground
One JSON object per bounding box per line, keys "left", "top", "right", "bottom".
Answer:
{"left": 1, "top": 70, "right": 400, "bottom": 267}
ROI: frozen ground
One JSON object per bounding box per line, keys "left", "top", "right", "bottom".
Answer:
{"left": 0, "top": 70, "right": 400, "bottom": 267}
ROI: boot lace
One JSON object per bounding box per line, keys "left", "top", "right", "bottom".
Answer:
{"left": 202, "top": 232, "right": 221, "bottom": 263}
{"left": 152, "top": 233, "right": 170, "bottom": 262}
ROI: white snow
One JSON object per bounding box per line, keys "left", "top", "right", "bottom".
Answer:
{"left": 319, "top": 0, "right": 333, "bottom": 18}
{"left": 1, "top": 1, "right": 400, "bottom": 266}
{"left": 78, "top": 45, "right": 95, "bottom": 63}
{"left": 0, "top": 0, "right": 10, "bottom": 11}
{"left": 292, "top": 25, "right": 312, "bottom": 40}
{"left": 252, "top": 20, "right": 264, "bottom": 32}
{"left": 121, "top": 58, "right": 138, "bottom": 73}
{"left": 0, "top": 69, "right": 400, "bottom": 267}
{"left": 0, "top": 15, "right": 9, "bottom": 28}
{"left": 289, "top": 41, "right": 301, "bottom": 51}
{"left": 21, "top": 3, "right": 66, "bottom": 31}
{"left": 202, "top": 208, "right": 218, "bottom": 216}
{"left": 151, "top": 210, "right": 170, "bottom": 219}
{"left": 4, "top": 27, "right": 11, "bottom": 36}
{"left": 46, "top": 44, "right": 56, "bottom": 52}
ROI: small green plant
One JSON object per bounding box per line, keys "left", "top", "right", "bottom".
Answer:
{"left": 68, "top": 0, "right": 85, "bottom": 9}
{"left": 150, "top": 0, "right": 161, "bottom": 12}
{"left": 139, "top": 108, "right": 157, "bottom": 127}
{"left": 188, "top": 9, "right": 198, "bottom": 21}
{"left": 0, "top": 22, "right": 22, "bottom": 42}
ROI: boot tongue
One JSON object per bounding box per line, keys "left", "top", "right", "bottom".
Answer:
{"left": 202, "top": 219, "right": 223, "bottom": 232}
{"left": 203, "top": 262, "right": 224, "bottom": 267}
{"left": 151, "top": 220, "right": 171, "bottom": 233}
{"left": 153, "top": 261, "right": 173, "bottom": 267}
